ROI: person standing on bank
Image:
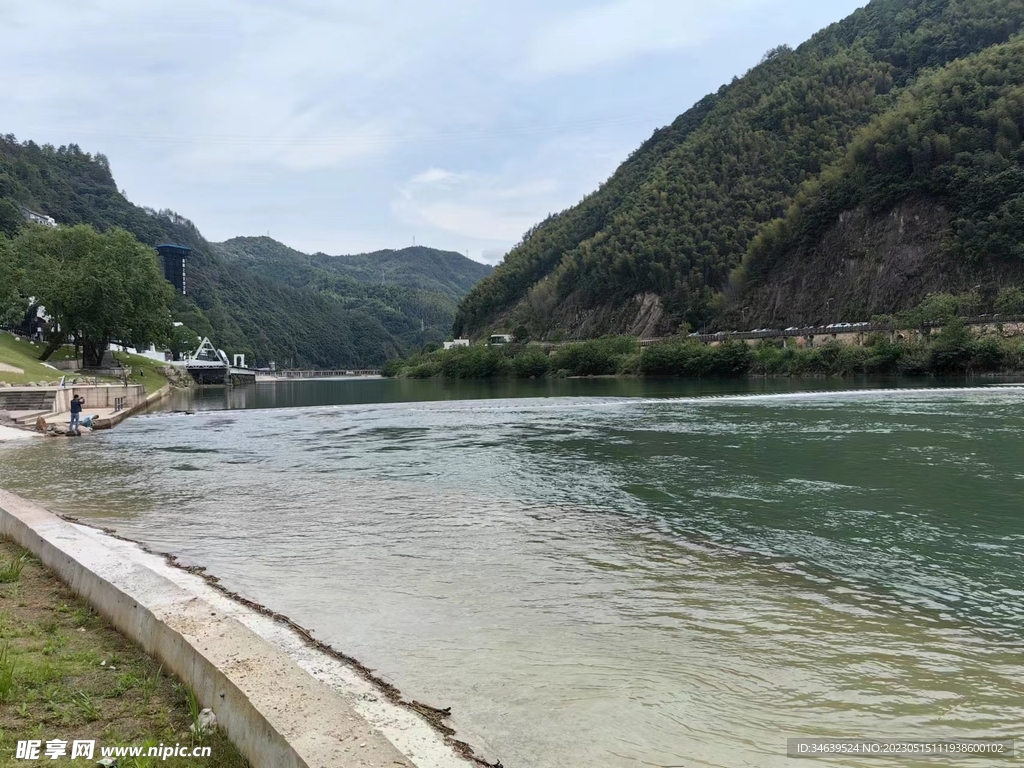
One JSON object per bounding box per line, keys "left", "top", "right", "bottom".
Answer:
{"left": 69, "top": 394, "right": 85, "bottom": 435}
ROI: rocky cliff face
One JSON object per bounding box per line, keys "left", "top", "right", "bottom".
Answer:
{"left": 493, "top": 289, "right": 676, "bottom": 340}
{"left": 736, "top": 197, "right": 1024, "bottom": 328}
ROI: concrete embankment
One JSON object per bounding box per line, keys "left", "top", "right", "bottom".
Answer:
{"left": 92, "top": 383, "right": 172, "bottom": 429}
{"left": 0, "top": 489, "right": 480, "bottom": 768}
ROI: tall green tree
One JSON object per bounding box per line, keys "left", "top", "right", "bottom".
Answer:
{"left": 0, "top": 199, "right": 23, "bottom": 238}
{"left": 15, "top": 225, "right": 174, "bottom": 366}
{"left": 168, "top": 324, "right": 200, "bottom": 360}
{"left": 0, "top": 236, "right": 25, "bottom": 325}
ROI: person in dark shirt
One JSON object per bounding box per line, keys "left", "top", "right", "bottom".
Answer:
{"left": 69, "top": 394, "right": 85, "bottom": 435}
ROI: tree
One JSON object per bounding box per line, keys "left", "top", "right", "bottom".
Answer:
{"left": 760, "top": 44, "right": 792, "bottom": 63}
{"left": 994, "top": 286, "right": 1024, "bottom": 316}
{"left": 15, "top": 225, "right": 174, "bottom": 367}
{"left": 897, "top": 293, "right": 964, "bottom": 329}
{"left": 929, "top": 318, "right": 975, "bottom": 373}
{"left": 168, "top": 324, "right": 200, "bottom": 360}
{"left": 0, "top": 237, "right": 25, "bottom": 325}
{"left": 0, "top": 199, "right": 23, "bottom": 238}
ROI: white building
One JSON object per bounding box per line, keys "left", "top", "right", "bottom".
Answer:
{"left": 22, "top": 208, "right": 57, "bottom": 228}
{"left": 488, "top": 334, "right": 514, "bottom": 345}
{"left": 443, "top": 338, "right": 470, "bottom": 350}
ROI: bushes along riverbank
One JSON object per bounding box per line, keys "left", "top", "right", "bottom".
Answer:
{"left": 384, "top": 321, "right": 1024, "bottom": 380}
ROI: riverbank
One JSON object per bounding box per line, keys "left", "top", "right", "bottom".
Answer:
{"left": 0, "top": 489, "right": 488, "bottom": 768}
{"left": 0, "top": 535, "right": 247, "bottom": 766}
{"left": 1, "top": 331, "right": 183, "bottom": 436}
{"left": 384, "top": 321, "right": 1024, "bottom": 380}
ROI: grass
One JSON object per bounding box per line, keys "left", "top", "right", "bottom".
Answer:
{"left": 0, "top": 554, "right": 26, "bottom": 584}
{"left": 0, "top": 537, "right": 248, "bottom": 766}
{"left": 0, "top": 643, "right": 14, "bottom": 703}
{"left": 0, "top": 332, "right": 171, "bottom": 394}
{"left": 0, "top": 333, "right": 68, "bottom": 387}
{"left": 109, "top": 350, "right": 172, "bottom": 395}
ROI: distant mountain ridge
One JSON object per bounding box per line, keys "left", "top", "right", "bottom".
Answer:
{"left": 455, "top": 0, "right": 1024, "bottom": 338}
{"left": 0, "top": 135, "right": 491, "bottom": 367}
{"left": 213, "top": 237, "right": 491, "bottom": 300}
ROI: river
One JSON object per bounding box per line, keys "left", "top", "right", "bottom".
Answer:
{"left": 2, "top": 378, "right": 1022, "bottom": 767}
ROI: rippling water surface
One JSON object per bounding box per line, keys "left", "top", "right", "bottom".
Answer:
{"left": 2, "top": 378, "right": 1023, "bottom": 767}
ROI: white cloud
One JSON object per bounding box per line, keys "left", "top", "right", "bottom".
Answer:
{"left": 409, "top": 168, "right": 464, "bottom": 186}
{"left": 394, "top": 169, "right": 544, "bottom": 244}
{"left": 526, "top": 0, "right": 766, "bottom": 77}
{"left": 391, "top": 133, "right": 629, "bottom": 260}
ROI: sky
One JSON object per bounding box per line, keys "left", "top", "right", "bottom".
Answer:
{"left": 1, "top": 0, "right": 866, "bottom": 264}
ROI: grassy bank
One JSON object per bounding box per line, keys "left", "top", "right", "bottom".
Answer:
{"left": 1, "top": 332, "right": 171, "bottom": 394}
{"left": 0, "top": 537, "right": 247, "bottom": 766}
{"left": 384, "top": 322, "right": 1024, "bottom": 380}
{"left": 109, "top": 351, "right": 173, "bottom": 395}
{"left": 0, "top": 334, "right": 71, "bottom": 387}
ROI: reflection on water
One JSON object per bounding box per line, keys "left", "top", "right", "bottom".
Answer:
{"left": 3, "top": 379, "right": 1023, "bottom": 767}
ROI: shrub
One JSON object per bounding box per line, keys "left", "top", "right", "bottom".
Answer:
{"left": 551, "top": 337, "right": 636, "bottom": 376}
{"left": 752, "top": 345, "right": 785, "bottom": 374}
{"left": 994, "top": 286, "right": 1024, "bottom": 316}
{"left": 708, "top": 340, "right": 753, "bottom": 376}
{"left": 897, "top": 347, "right": 931, "bottom": 375}
{"left": 638, "top": 339, "right": 751, "bottom": 377}
{"left": 638, "top": 340, "right": 706, "bottom": 375}
{"left": 440, "top": 346, "right": 509, "bottom": 378}
{"left": 409, "top": 361, "right": 442, "bottom": 378}
{"left": 512, "top": 349, "right": 550, "bottom": 378}
{"left": 864, "top": 340, "right": 904, "bottom": 373}
{"left": 616, "top": 352, "right": 641, "bottom": 375}
{"left": 929, "top": 319, "right": 975, "bottom": 373}
{"left": 972, "top": 336, "right": 1005, "bottom": 371}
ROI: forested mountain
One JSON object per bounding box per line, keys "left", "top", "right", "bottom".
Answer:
{"left": 735, "top": 34, "right": 1024, "bottom": 325}
{"left": 211, "top": 236, "right": 491, "bottom": 360}
{"left": 213, "top": 237, "right": 490, "bottom": 301}
{"left": 455, "top": 0, "right": 1024, "bottom": 339}
{"left": 0, "top": 135, "right": 491, "bottom": 367}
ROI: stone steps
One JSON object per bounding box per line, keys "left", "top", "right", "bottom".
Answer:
{"left": 0, "top": 391, "right": 56, "bottom": 413}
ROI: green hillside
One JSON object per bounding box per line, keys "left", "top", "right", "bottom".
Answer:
{"left": 735, "top": 34, "right": 1024, "bottom": 324}
{"left": 0, "top": 138, "right": 491, "bottom": 367}
{"left": 213, "top": 237, "right": 490, "bottom": 303}
{"left": 455, "top": 0, "right": 1024, "bottom": 339}
{"left": 211, "top": 237, "right": 492, "bottom": 361}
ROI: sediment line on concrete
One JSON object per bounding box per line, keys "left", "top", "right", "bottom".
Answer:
{"left": 65, "top": 516, "right": 498, "bottom": 767}
{"left": 0, "top": 489, "right": 494, "bottom": 768}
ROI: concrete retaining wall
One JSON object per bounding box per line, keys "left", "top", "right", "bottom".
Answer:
{"left": 54, "top": 384, "right": 147, "bottom": 413}
{"left": 0, "top": 489, "right": 426, "bottom": 768}
{"left": 92, "top": 385, "right": 171, "bottom": 430}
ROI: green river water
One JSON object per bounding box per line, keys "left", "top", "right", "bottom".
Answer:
{"left": 1, "top": 377, "right": 1022, "bottom": 766}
